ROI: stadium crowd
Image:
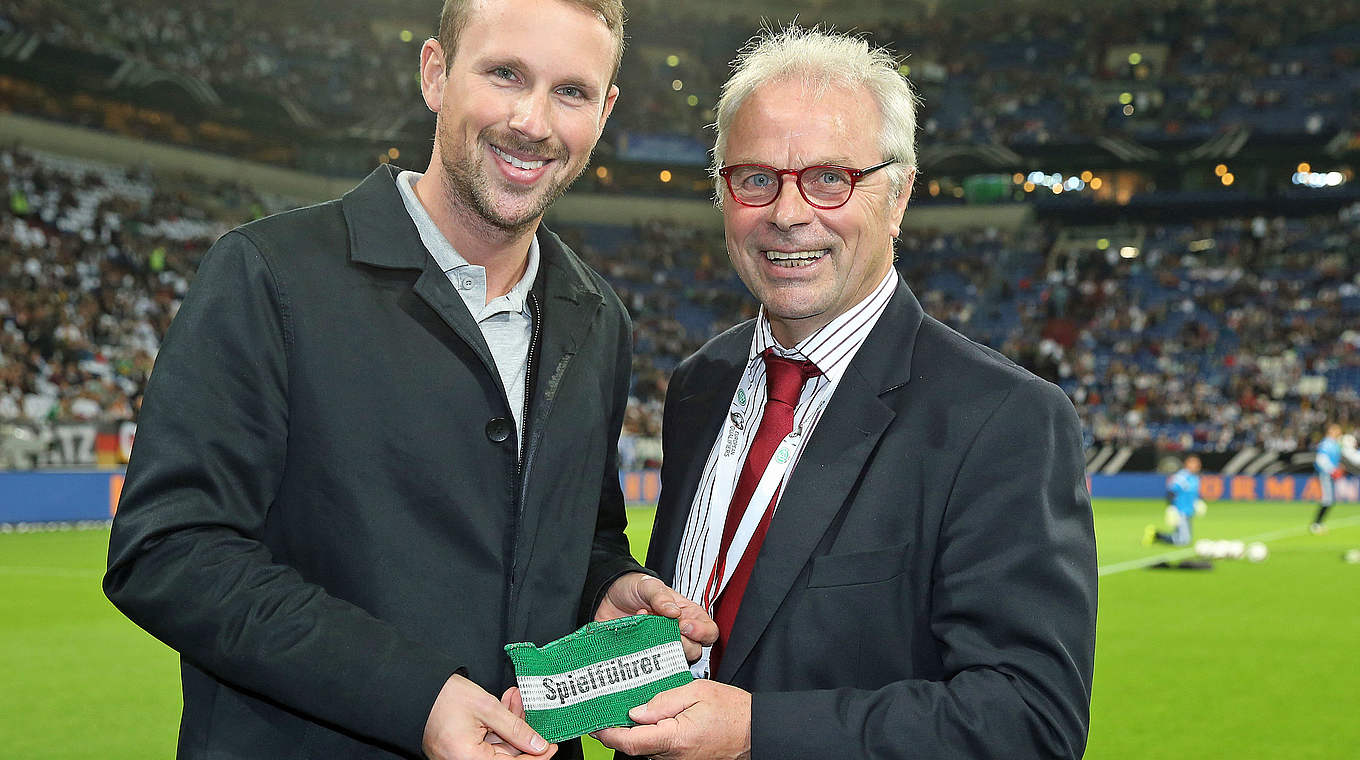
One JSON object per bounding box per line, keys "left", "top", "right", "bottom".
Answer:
{"left": 0, "top": 147, "right": 276, "bottom": 435}
{"left": 3, "top": 0, "right": 1355, "bottom": 165}
{"left": 1001, "top": 215, "right": 1360, "bottom": 453}
{"left": 2, "top": 147, "right": 1357, "bottom": 468}
{"left": 621, "top": 0, "right": 1359, "bottom": 146}
{"left": 2, "top": 0, "right": 417, "bottom": 125}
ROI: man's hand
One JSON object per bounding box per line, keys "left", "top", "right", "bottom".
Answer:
{"left": 422, "top": 674, "right": 556, "bottom": 760}
{"left": 592, "top": 680, "right": 751, "bottom": 760}
{"left": 596, "top": 573, "right": 717, "bottom": 662}
{"left": 481, "top": 688, "right": 543, "bottom": 757}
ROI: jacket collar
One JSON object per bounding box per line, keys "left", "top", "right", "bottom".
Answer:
{"left": 341, "top": 164, "right": 605, "bottom": 305}
{"left": 342, "top": 164, "right": 428, "bottom": 270}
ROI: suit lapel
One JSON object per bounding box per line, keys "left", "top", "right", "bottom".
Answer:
{"left": 647, "top": 331, "right": 751, "bottom": 584}
{"left": 714, "top": 369, "right": 894, "bottom": 680}
{"left": 716, "top": 282, "right": 925, "bottom": 681}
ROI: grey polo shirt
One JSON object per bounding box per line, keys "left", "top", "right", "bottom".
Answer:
{"left": 396, "top": 170, "right": 538, "bottom": 453}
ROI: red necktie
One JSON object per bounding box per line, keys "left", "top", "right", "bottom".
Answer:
{"left": 707, "top": 349, "right": 820, "bottom": 674}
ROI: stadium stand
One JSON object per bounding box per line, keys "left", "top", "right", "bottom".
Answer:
{"left": 3, "top": 0, "right": 1355, "bottom": 185}
{"left": 2, "top": 146, "right": 1355, "bottom": 469}
{"left": 0, "top": 147, "right": 284, "bottom": 439}
{"left": 0, "top": 0, "right": 1356, "bottom": 469}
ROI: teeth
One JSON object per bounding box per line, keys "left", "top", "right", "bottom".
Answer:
{"left": 492, "top": 145, "right": 546, "bottom": 170}
{"left": 763, "top": 250, "right": 828, "bottom": 268}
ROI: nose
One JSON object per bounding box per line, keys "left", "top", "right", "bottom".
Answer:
{"left": 508, "top": 89, "right": 552, "bottom": 142}
{"left": 769, "top": 173, "right": 813, "bottom": 231}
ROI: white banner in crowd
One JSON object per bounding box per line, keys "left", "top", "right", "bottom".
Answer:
{"left": 0, "top": 422, "right": 107, "bottom": 469}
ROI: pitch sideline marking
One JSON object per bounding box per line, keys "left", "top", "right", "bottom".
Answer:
{"left": 3, "top": 510, "right": 1355, "bottom": 579}
{"left": 1099, "top": 513, "right": 1360, "bottom": 576}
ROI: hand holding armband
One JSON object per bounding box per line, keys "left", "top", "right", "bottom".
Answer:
{"left": 505, "top": 615, "right": 693, "bottom": 743}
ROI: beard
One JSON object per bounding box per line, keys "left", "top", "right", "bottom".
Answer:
{"left": 438, "top": 122, "right": 588, "bottom": 236}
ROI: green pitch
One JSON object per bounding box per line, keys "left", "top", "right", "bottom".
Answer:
{"left": 2, "top": 500, "right": 1356, "bottom": 758}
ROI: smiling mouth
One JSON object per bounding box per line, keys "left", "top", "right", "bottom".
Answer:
{"left": 491, "top": 144, "right": 548, "bottom": 170}
{"left": 763, "top": 249, "right": 829, "bottom": 268}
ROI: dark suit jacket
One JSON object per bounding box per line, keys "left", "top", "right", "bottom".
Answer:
{"left": 647, "top": 281, "right": 1097, "bottom": 759}
{"left": 104, "top": 165, "right": 642, "bottom": 759}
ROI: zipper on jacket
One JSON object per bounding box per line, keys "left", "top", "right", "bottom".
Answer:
{"left": 508, "top": 292, "right": 542, "bottom": 599}
{"left": 518, "top": 292, "right": 541, "bottom": 477}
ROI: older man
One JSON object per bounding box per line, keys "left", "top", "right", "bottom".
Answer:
{"left": 597, "top": 26, "right": 1097, "bottom": 760}
{"left": 103, "top": 1, "right": 714, "bottom": 759}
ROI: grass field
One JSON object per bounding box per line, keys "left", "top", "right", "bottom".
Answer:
{"left": 2, "top": 499, "right": 1357, "bottom": 758}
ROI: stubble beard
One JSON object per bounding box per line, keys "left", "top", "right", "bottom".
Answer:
{"left": 438, "top": 125, "right": 589, "bottom": 237}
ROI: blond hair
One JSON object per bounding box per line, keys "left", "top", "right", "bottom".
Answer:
{"left": 438, "top": 0, "right": 626, "bottom": 84}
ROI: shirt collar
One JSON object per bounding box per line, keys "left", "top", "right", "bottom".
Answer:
{"left": 395, "top": 169, "right": 539, "bottom": 314}
{"left": 749, "top": 267, "right": 899, "bottom": 385}
{"left": 497, "top": 236, "right": 539, "bottom": 314}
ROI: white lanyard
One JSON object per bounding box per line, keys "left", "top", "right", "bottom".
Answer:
{"left": 698, "top": 359, "right": 821, "bottom": 612}
{"left": 688, "top": 368, "right": 821, "bottom": 680}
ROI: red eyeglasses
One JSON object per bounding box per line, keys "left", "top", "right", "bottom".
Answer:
{"left": 718, "top": 159, "right": 897, "bottom": 209}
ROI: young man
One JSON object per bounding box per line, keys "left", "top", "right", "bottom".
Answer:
{"left": 103, "top": 2, "right": 715, "bottom": 758}
{"left": 596, "top": 26, "right": 1096, "bottom": 760}
{"left": 1146, "top": 454, "right": 1203, "bottom": 546}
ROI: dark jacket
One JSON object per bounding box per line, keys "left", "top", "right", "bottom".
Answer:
{"left": 646, "top": 280, "right": 1097, "bottom": 759}
{"left": 105, "top": 165, "right": 642, "bottom": 759}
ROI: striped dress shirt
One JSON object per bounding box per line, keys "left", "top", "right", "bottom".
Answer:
{"left": 673, "top": 268, "right": 900, "bottom": 620}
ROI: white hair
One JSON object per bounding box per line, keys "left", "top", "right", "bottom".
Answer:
{"left": 711, "top": 24, "right": 919, "bottom": 207}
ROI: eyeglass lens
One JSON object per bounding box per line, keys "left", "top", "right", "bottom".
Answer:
{"left": 728, "top": 165, "right": 855, "bottom": 206}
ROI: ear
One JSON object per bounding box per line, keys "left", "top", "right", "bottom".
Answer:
{"left": 597, "top": 84, "right": 620, "bottom": 136}
{"left": 420, "top": 38, "right": 447, "bottom": 113}
{"left": 889, "top": 166, "right": 917, "bottom": 238}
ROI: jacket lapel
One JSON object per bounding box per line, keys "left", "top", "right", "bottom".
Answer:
{"left": 716, "top": 281, "right": 925, "bottom": 681}
{"left": 521, "top": 228, "right": 604, "bottom": 461}
{"left": 412, "top": 262, "right": 500, "bottom": 380}
{"left": 646, "top": 333, "right": 751, "bottom": 582}
{"left": 511, "top": 228, "right": 605, "bottom": 611}
{"left": 342, "top": 165, "right": 501, "bottom": 381}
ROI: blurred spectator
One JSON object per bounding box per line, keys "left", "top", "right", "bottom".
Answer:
{"left": 0, "top": 146, "right": 284, "bottom": 438}
{"left": 2, "top": 146, "right": 1356, "bottom": 467}
{"left": 2, "top": 0, "right": 1354, "bottom": 161}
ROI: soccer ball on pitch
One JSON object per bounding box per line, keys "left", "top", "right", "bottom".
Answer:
{"left": 1194, "top": 539, "right": 1214, "bottom": 558}
{"left": 1246, "top": 542, "right": 1269, "bottom": 563}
